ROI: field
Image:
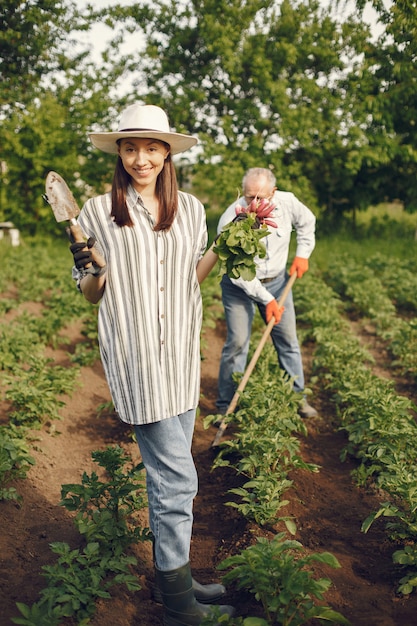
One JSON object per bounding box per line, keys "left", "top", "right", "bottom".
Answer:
{"left": 1, "top": 216, "right": 417, "bottom": 626}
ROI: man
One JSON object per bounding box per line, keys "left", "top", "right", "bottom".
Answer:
{"left": 216, "top": 167, "right": 318, "bottom": 419}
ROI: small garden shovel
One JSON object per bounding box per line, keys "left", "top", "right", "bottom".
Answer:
{"left": 211, "top": 271, "right": 297, "bottom": 448}
{"left": 44, "top": 171, "right": 105, "bottom": 268}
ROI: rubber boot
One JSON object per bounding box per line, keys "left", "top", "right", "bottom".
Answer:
{"left": 155, "top": 562, "right": 235, "bottom": 626}
{"left": 153, "top": 576, "right": 226, "bottom": 605}
{"left": 151, "top": 540, "right": 226, "bottom": 605}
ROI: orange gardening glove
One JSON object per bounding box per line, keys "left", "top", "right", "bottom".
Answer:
{"left": 289, "top": 256, "right": 309, "bottom": 278}
{"left": 265, "top": 299, "right": 285, "bottom": 325}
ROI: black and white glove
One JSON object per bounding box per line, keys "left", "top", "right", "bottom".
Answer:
{"left": 70, "top": 237, "right": 106, "bottom": 277}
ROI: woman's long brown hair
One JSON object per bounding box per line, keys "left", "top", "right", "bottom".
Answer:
{"left": 111, "top": 145, "right": 179, "bottom": 230}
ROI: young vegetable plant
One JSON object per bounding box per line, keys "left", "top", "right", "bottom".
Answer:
{"left": 0, "top": 424, "right": 35, "bottom": 501}
{"left": 13, "top": 446, "right": 151, "bottom": 625}
{"left": 5, "top": 355, "right": 79, "bottom": 427}
{"left": 60, "top": 445, "right": 152, "bottom": 551}
{"left": 297, "top": 270, "right": 417, "bottom": 595}
{"left": 13, "top": 541, "right": 140, "bottom": 626}
{"left": 214, "top": 533, "right": 350, "bottom": 626}
{"left": 207, "top": 353, "right": 318, "bottom": 530}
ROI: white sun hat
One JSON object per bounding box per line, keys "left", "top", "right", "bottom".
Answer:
{"left": 89, "top": 104, "right": 198, "bottom": 155}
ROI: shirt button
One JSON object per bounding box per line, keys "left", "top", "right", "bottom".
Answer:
{"left": 160, "top": 259, "right": 164, "bottom": 264}
{"left": 160, "top": 287, "right": 164, "bottom": 292}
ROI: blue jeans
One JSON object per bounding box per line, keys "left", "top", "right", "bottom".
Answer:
{"left": 134, "top": 409, "right": 198, "bottom": 571}
{"left": 216, "top": 272, "right": 305, "bottom": 413}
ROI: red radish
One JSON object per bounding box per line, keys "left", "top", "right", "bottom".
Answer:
{"left": 234, "top": 197, "right": 277, "bottom": 227}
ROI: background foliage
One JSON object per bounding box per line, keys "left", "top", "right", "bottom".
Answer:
{"left": 1, "top": 0, "right": 416, "bottom": 234}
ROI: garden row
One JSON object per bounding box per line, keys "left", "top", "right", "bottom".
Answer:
{"left": 0, "top": 241, "right": 97, "bottom": 502}
{"left": 1, "top": 240, "right": 350, "bottom": 626}
{"left": 324, "top": 253, "right": 417, "bottom": 381}
{"left": 203, "top": 337, "right": 349, "bottom": 626}
{"left": 199, "top": 256, "right": 417, "bottom": 620}
{"left": 3, "top": 239, "right": 417, "bottom": 624}
{"left": 295, "top": 269, "right": 417, "bottom": 595}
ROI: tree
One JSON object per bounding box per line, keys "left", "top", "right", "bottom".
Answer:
{"left": 0, "top": 1, "right": 82, "bottom": 108}
{"left": 0, "top": 1, "right": 133, "bottom": 233}
{"left": 349, "top": 0, "right": 417, "bottom": 212}
{"left": 103, "top": 0, "right": 373, "bottom": 216}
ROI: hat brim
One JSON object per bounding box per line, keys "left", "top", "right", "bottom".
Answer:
{"left": 89, "top": 130, "right": 198, "bottom": 156}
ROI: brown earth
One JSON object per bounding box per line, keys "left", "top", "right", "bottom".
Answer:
{"left": 1, "top": 306, "right": 417, "bottom": 626}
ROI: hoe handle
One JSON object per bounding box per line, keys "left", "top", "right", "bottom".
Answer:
{"left": 211, "top": 272, "right": 297, "bottom": 448}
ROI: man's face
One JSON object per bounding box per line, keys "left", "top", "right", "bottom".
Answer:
{"left": 244, "top": 175, "right": 276, "bottom": 205}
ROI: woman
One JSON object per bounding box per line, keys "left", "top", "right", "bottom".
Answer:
{"left": 70, "top": 104, "right": 233, "bottom": 625}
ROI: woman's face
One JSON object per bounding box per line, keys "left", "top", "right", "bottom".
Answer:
{"left": 118, "top": 137, "right": 169, "bottom": 192}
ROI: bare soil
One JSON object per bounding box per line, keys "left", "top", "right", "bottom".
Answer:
{"left": 1, "top": 307, "right": 417, "bottom": 626}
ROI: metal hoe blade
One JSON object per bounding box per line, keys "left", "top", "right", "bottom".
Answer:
{"left": 45, "top": 171, "right": 80, "bottom": 223}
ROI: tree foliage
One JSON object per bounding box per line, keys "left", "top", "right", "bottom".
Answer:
{"left": 0, "top": 1, "right": 82, "bottom": 108}
{"left": 0, "top": 1, "right": 128, "bottom": 232}
{"left": 1, "top": 0, "right": 416, "bottom": 234}
{"left": 349, "top": 0, "right": 417, "bottom": 212}
{"left": 107, "top": 0, "right": 377, "bottom": 214}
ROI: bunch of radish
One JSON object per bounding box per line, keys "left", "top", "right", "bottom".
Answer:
{"left": 235, "top": 197, "right": 277, "bottom": 228}
{"left": 214, "top": 212, "right": 269, "bottom": 281}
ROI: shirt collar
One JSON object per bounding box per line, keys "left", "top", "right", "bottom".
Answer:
{"left": 127, "top": 184, "right": 140, "bottom": 206}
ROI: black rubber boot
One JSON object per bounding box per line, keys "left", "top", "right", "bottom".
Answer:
{"left": 155, "top": 562, "right": 235, "bottom": 626}
{"left": 151, "top": 539, "right": 226, "bottom": 605}
{"left": 153, "top": 576, "right": 226, "bottom": 605}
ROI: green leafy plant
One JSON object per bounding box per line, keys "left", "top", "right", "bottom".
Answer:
{"left": 13, "top": 446, "right": 151, "bottom": 625}
{"left": 214, "top": 213, "right": 268, "bottom": 280}
{"left": 297, "top": 270, "right": 417, "bottom": 595}
{"left": 393, "top": 545, "right": 417, "bottom": 595}
{"left": 12, "top": 541, "right": 140, "bottom": 626}
{"left": 5, "top": 355, "right": 79, "bottom": 427}
{"left": 206, "top": 357, "right": 317, "bottom": 529}
{"left": 60, "top": 445, "right": 152, "bottom": 551}
{"left": 215, "top": 533, "right": 349, "bottom": 626}
{"left": 0, "top": 322, "right": 44, "bottom": 372}
{"left": 71, "top": 312, "right": 101, "bottom": 366}
{"left": 0, "top": 424, "right": 35, "bottom": 501}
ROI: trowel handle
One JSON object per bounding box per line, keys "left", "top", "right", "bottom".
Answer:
{"left": 68, "top": 219, "right": 87, "bottom": 244}
{"left": 67, "top": 219, "right": 106, "bottom": 269}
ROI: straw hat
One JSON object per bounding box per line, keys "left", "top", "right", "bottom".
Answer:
{"left": 89, "top": 104, "right": 198, "bottom": 155}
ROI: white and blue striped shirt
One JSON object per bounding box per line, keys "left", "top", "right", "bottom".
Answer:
{"left": 73, "top": 185, "right": 208, "bottom": 425}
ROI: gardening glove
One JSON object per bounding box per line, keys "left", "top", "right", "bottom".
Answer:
{"left": 265, "top": 299, "right": 285, "bottom": 325}
{"left": 70, "top": 237, "right": 106, "bottom": 277}
{"left": 289, "top": 256, "right": 309, "bottom": 278}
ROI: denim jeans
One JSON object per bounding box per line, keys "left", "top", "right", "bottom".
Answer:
{"left": 134, "top": 409, "right": 198, "bottom": 571}
{"left": 216, "top": 272, "right": 304, "bottom": 413}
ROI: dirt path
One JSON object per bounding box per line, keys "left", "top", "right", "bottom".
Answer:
{"left": 1, "top": 312, "right": 417, "bottom": 625}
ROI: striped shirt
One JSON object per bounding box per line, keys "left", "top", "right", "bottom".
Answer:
{"left": 73, "top": 185, "right": 208, "bottom": 425}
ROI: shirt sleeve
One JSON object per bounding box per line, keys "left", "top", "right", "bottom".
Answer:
{"left": 217, "top": 202, "right": 240, "bottom": 234}
{"left": 217, "top": 198, "right": 274, "bottom": 305}
{"left": 229, "top": 276, "right": 275, "bottom": 305}
{"left": 290, "top": 194, "right": 316, "bottom": 259}
{"left": 70, "top": 199, "right": 106, "bottom": 290}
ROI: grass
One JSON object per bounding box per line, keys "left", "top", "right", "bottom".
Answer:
{"left": 312, "top": 203, "right": 417, "bottom": 271}
{"left": 356, "top": 201, "right": 417, "bottom": 227}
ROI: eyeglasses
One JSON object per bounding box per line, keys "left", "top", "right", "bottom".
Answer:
{"left": 244, "top": 193, "right": 273, "bottom": 204}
